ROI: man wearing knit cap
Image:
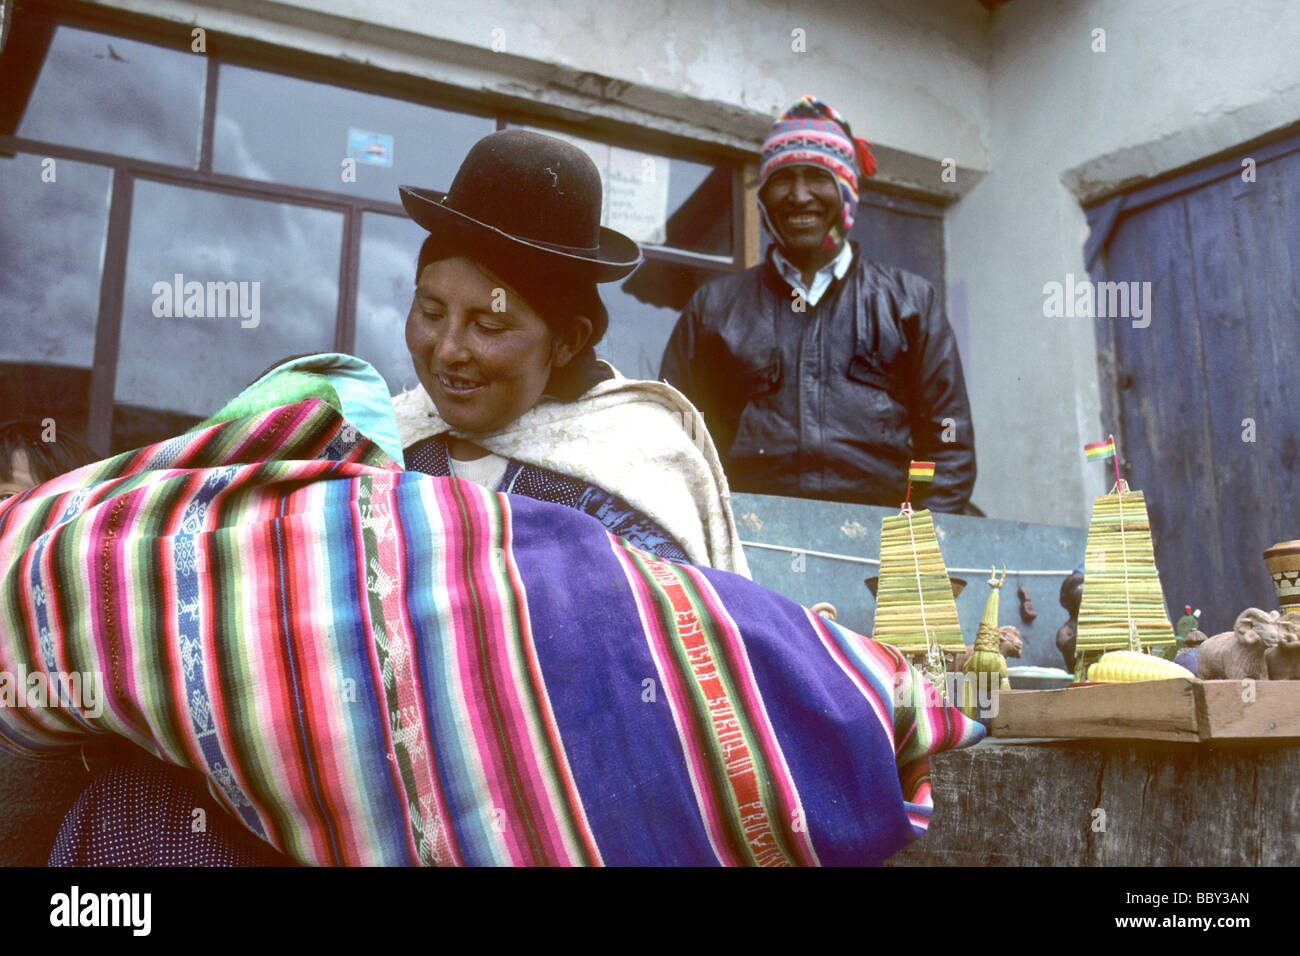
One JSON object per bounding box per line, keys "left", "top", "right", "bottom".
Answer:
{"left": 659, "top": 95, "right": 977, "bottom": 512}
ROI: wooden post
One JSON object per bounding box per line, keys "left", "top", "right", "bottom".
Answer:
{"left": 741, "top": 160, "right": 761, "bottom": 268}
{"left": 887, "top": 737, "right": 1300, "bottom": 866}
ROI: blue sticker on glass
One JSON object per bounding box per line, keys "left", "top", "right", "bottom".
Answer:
{"left": 348, "top": 129, "right": 394, "bottom": 167}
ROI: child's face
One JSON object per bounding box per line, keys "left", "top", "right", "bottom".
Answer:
{"left": 0, "top": 449, "right": 36, "bottom": 502}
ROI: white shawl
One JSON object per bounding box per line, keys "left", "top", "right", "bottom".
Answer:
{"left": 392, "top": 367, "right": 750, "bottom": 576}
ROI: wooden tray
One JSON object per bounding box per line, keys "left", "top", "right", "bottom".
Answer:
{"left": 988, "top": 678, "right": 1300, "bottom": 742}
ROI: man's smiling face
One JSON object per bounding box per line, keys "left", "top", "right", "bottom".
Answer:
{"left": 759, "top": 165, "right": 842, "bottom": 261}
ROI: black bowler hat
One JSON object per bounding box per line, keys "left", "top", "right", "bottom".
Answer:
{"left": 399, "top": 129, "right": 642, "bottom": 283}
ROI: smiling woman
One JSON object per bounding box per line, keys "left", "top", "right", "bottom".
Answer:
{"left": 392, "top": 129, "right": 749, "bottom": 573}
{"left": 404, "top": 247, "right": 594, "bottom": 435}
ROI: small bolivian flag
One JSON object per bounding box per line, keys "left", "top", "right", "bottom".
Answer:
{"left": 1084, "top": 437, "right": 1116, "bottom": 461}
{"left": 908, "top": 460, "right": 935, "bottom": 482}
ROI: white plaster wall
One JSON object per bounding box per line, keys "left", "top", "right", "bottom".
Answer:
{"left": 92, "top": 0, "right": 992, "bottom": 173}
{"left": 946, "top": 0, "right": 1300, "bottom": 526}
{"left": 317, "top": 0, "right": 992, "bottom": 167}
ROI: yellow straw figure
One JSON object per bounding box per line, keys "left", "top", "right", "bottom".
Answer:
{"left": 871, "top": 461, "right": 964, "bottom": 700}
{"left": 961, "top": 566, "right": 1010, "bottom": 718}
{"left": 1075, "top": 436, "right": 1175, "bottom": 679}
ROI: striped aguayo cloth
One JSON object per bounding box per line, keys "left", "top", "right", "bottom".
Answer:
{"left": 0, "top": 398, "right": 983, "bottom": 865}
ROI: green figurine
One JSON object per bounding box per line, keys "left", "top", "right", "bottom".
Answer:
{"left": 1160, "top": 605, "right": 1200, "bottom": 660}
{"left": 961, "top": 567, "right": 1010, "bottom": 720}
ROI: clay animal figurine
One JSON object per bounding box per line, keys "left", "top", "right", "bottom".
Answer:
{"left": 1173, "top": 629, "right": 1208, "bottom": 676}
{"left": 1056, "top": 570, "right": 1084, "bottom": 672}
{"left": 1056, "top": 619, "right": 1076, "bottom": 672}
{"left": 1197, "top": 608, "right": 1285, "bottom": 680}
{"left": 1017, "top": 586, "right": 1037, "bottom": 623}
{"left": 1265, "top": 612, "right": 1300, "bottom": 680}
{"left": 954, "top": 626, "right": 1023, "bottom": 672}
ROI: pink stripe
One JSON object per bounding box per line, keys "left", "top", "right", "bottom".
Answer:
{"left": 198, "top": 513, "right": 304, "bottom": 858}
{"left": 374, "top": 473, "right": 461, "bottom": 866}
{"left": 96, "top": 490, "right": 151, "bottom": 743}
{"left": 766, "top": 125, "right": 853, "bottom": 151}
{"left": 610, "top": 540, "right": 739, "bottom": 865}
{"left": 75, "top": 485, "right": 142, "bottom": 741}
{"left": 436, "top": 479, "right": 530, "bottom": 863}
{"left": 448, "top": 481, "right": 567, "bottom": 863}
{"left": 306, "top": 501, "right": 372, "bottom": 862}
{"left": 683, "top": 568, "right": 819, "bottom": 866}
{"left": 276, "top": 492, "right": 363, "bottom": 863}
{"left": 895, "top": 719, "right": 917, "bottom": 755}
{"left": 498, "top": 500, "right": 602, "bottom": 865}
{"left": 465, "top": 489, "right": 572, "bottom": 863}
{"left": 806, "top": 611, "right": 894, "bottom": 741}
{"left": 764, "top": 129, "right": 856, "bottom": 159}
{"left": 353, "top": 484, "right": 426, "bottom": 864}
{"left": 363, "top": 474, "right": 458, "bottom": 865}
{"left": 226, "top": 404, "right": 315, "bottom": 462}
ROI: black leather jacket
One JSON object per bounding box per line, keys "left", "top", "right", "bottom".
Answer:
{"left": 659, "top": 244, "right": 976, "bottom": 511}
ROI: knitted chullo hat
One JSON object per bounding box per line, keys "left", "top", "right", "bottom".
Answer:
{"left": 758, "top": 95, "right": 878, "bottom": 254}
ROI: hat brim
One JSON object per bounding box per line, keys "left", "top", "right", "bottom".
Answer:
{"left": 399, "top": 186, "right": 642, "bottom": 283}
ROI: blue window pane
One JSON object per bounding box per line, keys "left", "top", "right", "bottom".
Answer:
{"left": 0, "top": 152, "right": 111, "bottom": 368}
{"left": 354, "top": 212, "right": 429, "bottom": 394}
{"left": 115, "top": 181, "right": 342, "bottom": 419}
{"left": 659, "top": 159, "right": 732, "bottom": 257}
{"left": 214, "top": 64, "right": 495, "bottom": 202}
{"left": 16, "top": 25, "right": 204, "bottom": 166}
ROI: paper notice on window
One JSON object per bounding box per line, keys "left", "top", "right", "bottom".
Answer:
{"left": 606, "top": 147, "right": 669, "bottom": 245}
{"left": 520, "top": 127, "right": 670, "bottom": 245}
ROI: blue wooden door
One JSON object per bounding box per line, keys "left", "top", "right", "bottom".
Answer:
{"left": 1086, "top": 134, "right": 1300, "bottom": 636}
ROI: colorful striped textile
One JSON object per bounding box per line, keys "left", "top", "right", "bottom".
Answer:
{"left": 0, "top": 398, "right": 983, "bottom": 865}
{"left": 1084, "top": 437, "right": 1116, "bottom": 461}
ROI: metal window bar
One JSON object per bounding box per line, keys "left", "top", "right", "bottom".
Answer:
{"left": 739, "top": 539, "right": 1077, "bottom": 578}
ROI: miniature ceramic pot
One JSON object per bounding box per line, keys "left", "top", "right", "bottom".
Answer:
{"left": 1263, "top": 540, "right": 1300, "bottom": 612}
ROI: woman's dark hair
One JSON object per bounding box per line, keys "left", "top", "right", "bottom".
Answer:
{"left": 415, "top": 232, "right": 610, "bottom": 400}
{"left": 0, "top": 420, "right": 98, "bottom": 484}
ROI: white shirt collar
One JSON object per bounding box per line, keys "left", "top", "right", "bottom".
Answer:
{"left": 771, "top": 242, "right": 854, "bottom": 307}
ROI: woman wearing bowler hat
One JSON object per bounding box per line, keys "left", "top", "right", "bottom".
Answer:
{"left": 45, "top": 130, "right": 749, "bottom": 870}
{"left": 393, "top": 129, "right": 747, "bottom": 574}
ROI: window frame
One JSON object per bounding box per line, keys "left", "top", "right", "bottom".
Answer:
{"left": 0, "top": 0, "right": 748, "bottom": 452}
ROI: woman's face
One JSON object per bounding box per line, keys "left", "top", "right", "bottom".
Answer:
{"left": 405, "top": 256, "right": 578, "bottom": 435}
{"left": 0, "top": 449, "right": 35, "bottom": 502}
